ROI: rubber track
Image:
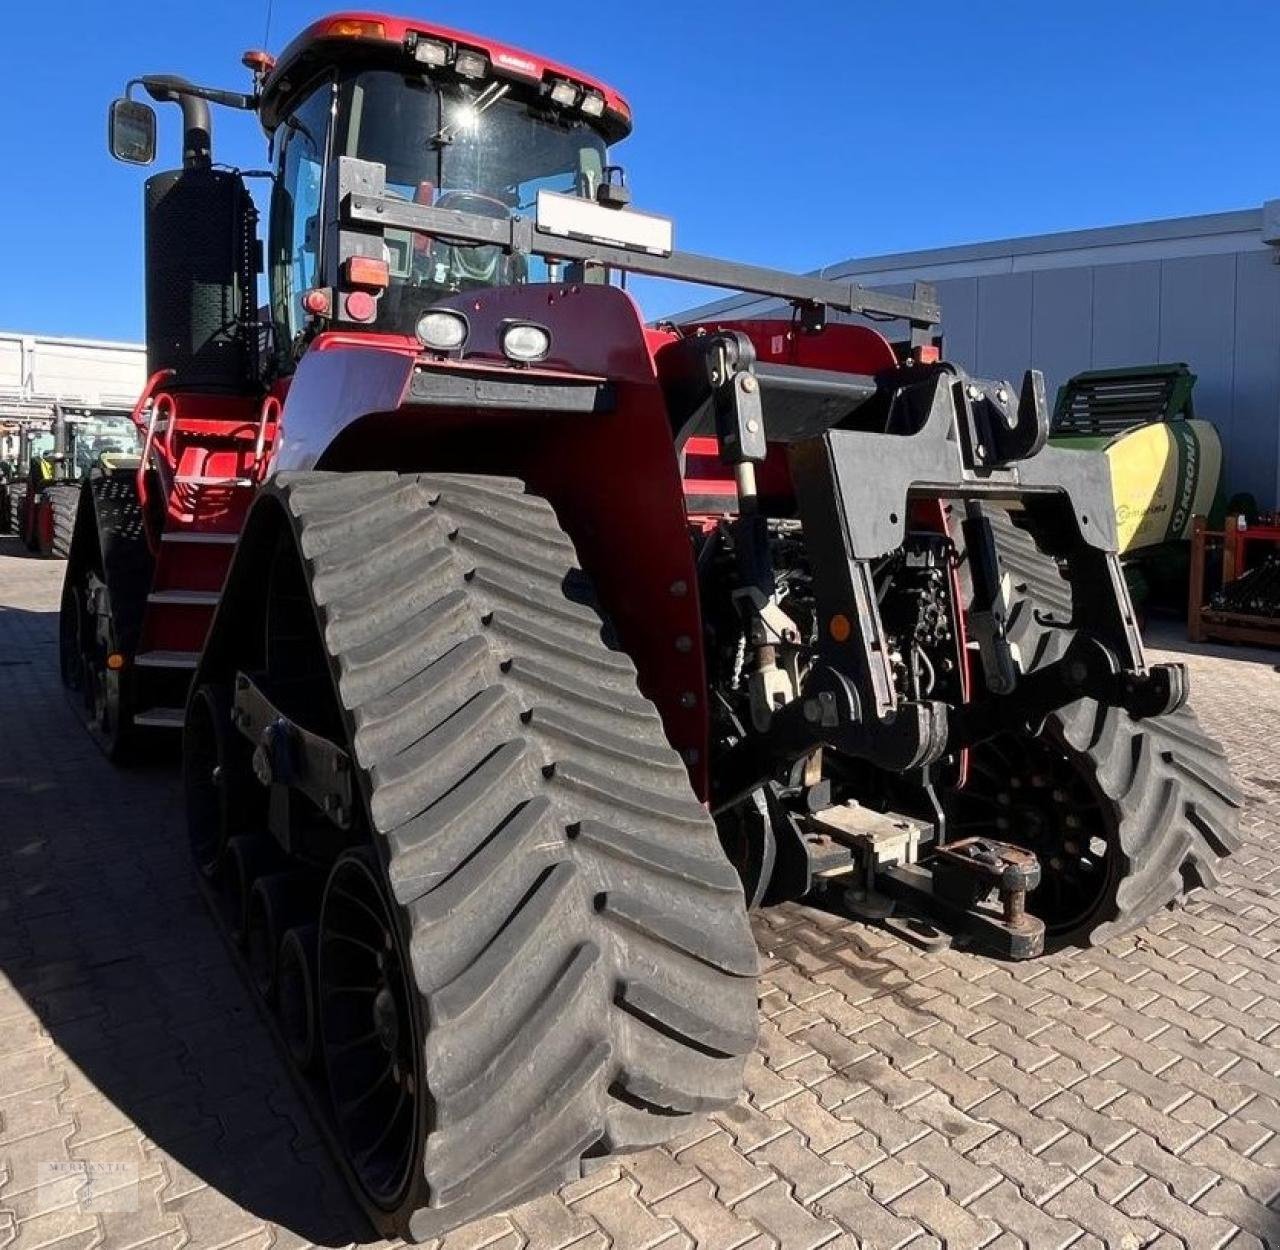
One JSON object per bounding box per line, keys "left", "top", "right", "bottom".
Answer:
{"left": 273, "top": 472, "right": 758, "bottom": 1240}
{"left": 987, "top": 506, "right": 1242, "bottom": 946}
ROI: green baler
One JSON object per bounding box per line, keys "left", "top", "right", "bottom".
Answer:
{"left": 1050, "top": 363, "right": 1225, "bottom": 607}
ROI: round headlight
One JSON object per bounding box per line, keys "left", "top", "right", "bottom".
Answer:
{"left": 416, "top": 310, "right": 468, "bottom": 352}
{"left": 501, "top": 322, "right": 551, "bottom": 363}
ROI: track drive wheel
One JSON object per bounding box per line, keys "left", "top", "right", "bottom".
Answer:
{"left": 191, "top": 472, "right": 759, "bottom": 1240}
{"left": 59, "top": 578, "right": 89, "bottom": 700}
{"left": 77, "top": 575, "right": 133, "bottom": 761}
{"left": 952, "top": 508, "right": 1242, "bottom": 948}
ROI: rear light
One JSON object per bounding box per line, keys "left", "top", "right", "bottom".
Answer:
{"left": 302, "top": 288, "right": 331, "bottom": 316}
{"left": 548, "top": 80, "right": 579, "bottom": 109}
{"left": 581, "top": 92, "right": 606, "bottom": 118}
{"left": 416, "top": 310, "right": 469, "bottom": 352}
{"left": 915, "top": 344, "right": 941, "bottom": 364}
{"left": 343, "top": 256, "right": 390, "bottom": 288}
{"left": 344, "top": 291, "right": 378, "bottom": 323}
{"left": 326, "top": 18, "right": 386, "bottom": 38}
{"left": 454, "top": 48, "right": 489, "bottom": 80}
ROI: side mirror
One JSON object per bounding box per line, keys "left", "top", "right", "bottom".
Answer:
{"left": 108, "top": 98, "right": 157, "bottom": 165}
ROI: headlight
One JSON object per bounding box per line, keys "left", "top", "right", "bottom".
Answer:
{"left": 416, "top": 310, "right": 469, "bottom": 352}
{"left": 500, "top": 322, "right": 551, "bottom": 363}
{"left": 411, "top": 36, "right": 451, "bottom": 67}
{"left": 549, "top": 79, "right": 580, "bottom": 108}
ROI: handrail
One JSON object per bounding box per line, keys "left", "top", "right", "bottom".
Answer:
{"left": 134, "top": 375, "right": 175, "bottom": 558}
{"left": 252, "top": 395, "right": 281, "bottom": 481}
{"left": 128, "top": 369, "right": 175, "bottom": 436}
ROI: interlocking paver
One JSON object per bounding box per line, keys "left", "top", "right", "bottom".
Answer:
{"left": 889, "top": 1179, "right": 997, "bottom": 1250}
{"left": 4, "top": 538, "right": 1280, "bottom": 1250}
{"left": 654, "top": 1181, "right": 761, "bottom": 1250}
{"left": 969, "top": 1179, "right": 1077, "bottom": 1249}
{"left": 676, "top": 1133, "right": 775, "bottom": 1206}
{"left": 731, "top": 1179, "right": 839, "bottom": 1250}
{"left": 812, "top": 1179, "right": 919, "bottom": 1250}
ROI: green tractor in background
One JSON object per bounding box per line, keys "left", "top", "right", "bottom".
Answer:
{"left": 12, "top": 408, "right": 141, "bottom": 557}
{"left": 0, "top": 421, "right": 53, "bottom": 539}
{"left": 1050, "top": 363, "right": 1225, "bottom": 611}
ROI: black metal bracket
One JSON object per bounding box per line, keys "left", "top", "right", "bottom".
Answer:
{"left": 879, "top": 836, "right": 1046, "bottom": 959}
{"left": 710, "top": 663, "right": 949, "bottom": 813}
{"left": 947, "top": 635, "right": 1187, "bottom": 753}
{"left": 232, "top": 672, "right": 355, "bottom": 845}
{"left": 335, "top": 156, "right": 941, "bottom": 331}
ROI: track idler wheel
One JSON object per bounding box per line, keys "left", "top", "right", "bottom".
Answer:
{"left": 319, "top": 849, "right": 421, "bottom": 1211}
{"left": 278, "top": 924, "right": 321, "bottom": 1074}
{"left": 59, "top": 579, "right": 87, "bottom": 699}
{"left": 218, "top": 835, "right": 281, "bottom": 947}
{"left": 246, "top": 870, "right": 322, "bottom": 1001}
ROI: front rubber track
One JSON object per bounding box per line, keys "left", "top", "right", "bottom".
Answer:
{"left": 989, "top": 506, "right": 1242, "bottom": 946}
{"left": 266, "top": 472, "right": 758, "bottom": 1240}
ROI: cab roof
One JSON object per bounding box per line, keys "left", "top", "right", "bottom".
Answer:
{"left": 259, "top": 11, "right": 632, "bottom": 141}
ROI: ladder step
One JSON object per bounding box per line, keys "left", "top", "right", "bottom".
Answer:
{"left": 133, "top": 707, "right": 185, "bottom": 729}
{"left": 147, "top": 590, "right": 220, "bottom": 607}
{"left": 161, "top": 531, "right": 239, "bottom": 545}
{"left": 135, "top": 650, "right": 200, "bottom": 669}
{"left": 175, "top": 474, "right": 254, "bottom": 487}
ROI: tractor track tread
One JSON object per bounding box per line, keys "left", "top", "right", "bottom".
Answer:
{"left": 236, "top": 469, "right": 757, "bottom": 1239}
{"left": 986, "top": 504, "right": 1242, "bottom": 947}
{"left": 527, "top": 707, "right": 690, "bottom": 780}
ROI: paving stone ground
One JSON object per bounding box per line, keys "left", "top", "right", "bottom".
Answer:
{"left": 2, "top": 534, "right": 1280, "bottom": 1250}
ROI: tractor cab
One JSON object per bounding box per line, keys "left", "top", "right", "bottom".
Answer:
{"left": 259, "top": 16, "right": 629, "bottom": 356}
{"left": 109, "top": 13, "right": 632, "bottom": 387}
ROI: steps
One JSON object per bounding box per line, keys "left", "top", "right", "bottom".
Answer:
{"left": 133, "top": 707, "right": 186, "bottom": 729}
{"left": 135, "top": 650, "right": 200, "bottom": 669}
{"left": 132, "top": 443, "right": 257, "bottom": 731}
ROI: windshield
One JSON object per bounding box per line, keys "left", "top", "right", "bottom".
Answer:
{"left": 70, "top": 415, "right": 141, "bottom": 474}
{"left": 337, "top": 70, "right": 609, "bottom": 330}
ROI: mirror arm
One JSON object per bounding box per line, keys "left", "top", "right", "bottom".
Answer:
{"left": 129, "top": 76, "right": 210, "bottom": 169}
{"left": 131, "top": 75, "right": 256, "bottom": 170}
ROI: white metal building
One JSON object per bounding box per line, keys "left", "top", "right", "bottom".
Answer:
{"left": 0, "top": 331, "right": 146, "bottom": 458}
{"left": 680, "top": 201, "right": 1280, "bottom": 510}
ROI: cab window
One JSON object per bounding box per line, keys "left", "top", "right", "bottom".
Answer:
{"left": 269, "top": 80, "right": 336, "bottom": 362}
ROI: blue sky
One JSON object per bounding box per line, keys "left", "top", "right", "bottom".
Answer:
{"left": 1, "top": 1, "right": 1276, "bottom": 341}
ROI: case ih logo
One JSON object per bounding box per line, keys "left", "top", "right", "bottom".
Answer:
{"left": 494, "top": 51, "right": 538, "bottom": 77}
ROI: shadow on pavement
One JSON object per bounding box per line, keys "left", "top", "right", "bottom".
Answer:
{"left": 0, "top": 605, "right": 374, "bottom": 1246}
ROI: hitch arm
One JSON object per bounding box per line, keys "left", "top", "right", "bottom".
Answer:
{"left": 946, "top": 635, "right": 1188, "bottom": 753}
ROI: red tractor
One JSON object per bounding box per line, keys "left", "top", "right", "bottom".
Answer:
{"left": 64, "top": 12, "right": 1240, "bottom": 1240}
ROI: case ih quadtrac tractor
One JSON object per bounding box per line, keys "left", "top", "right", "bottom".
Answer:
{"left": 64, "top": 12, "right": 1240, "bottom": 1240}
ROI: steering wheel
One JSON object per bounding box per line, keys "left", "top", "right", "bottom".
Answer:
{"left": 430, "top": 190, "right": 526, "bottom": 287}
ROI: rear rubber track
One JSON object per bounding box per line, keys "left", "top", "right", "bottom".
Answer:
{"left": 989, "top": 505, "right": 1242, "bottom": 946}
{"left": 266, "top": 471, "right": 759, "bottom": 1239}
